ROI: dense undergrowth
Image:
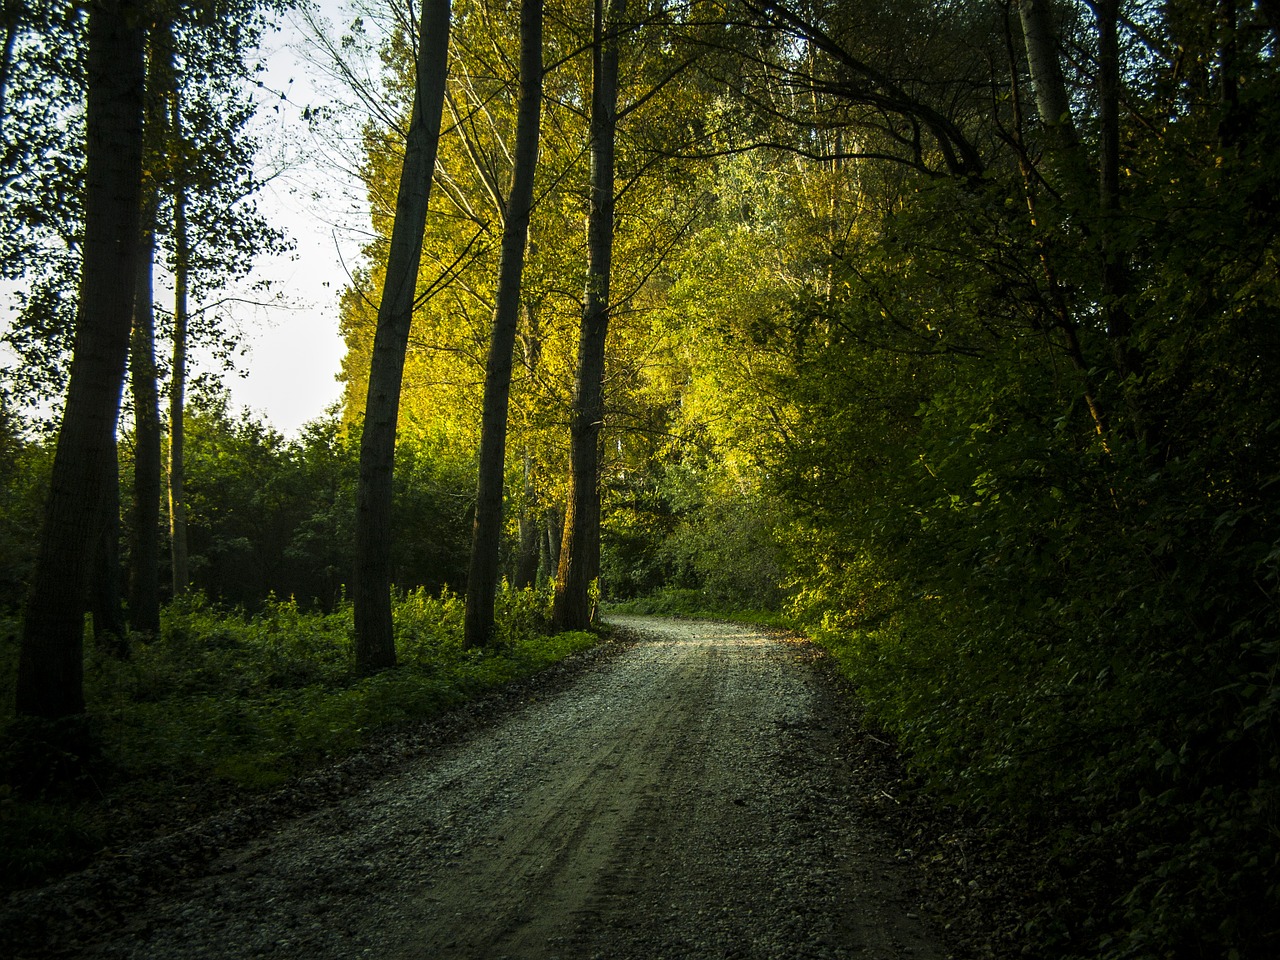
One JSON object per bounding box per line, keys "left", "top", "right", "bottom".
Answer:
{"left": 0, "top": 585, "right": 595, "bottom": 892}
{"left": 604, "top": 587, "right": 789, "bottom": 630}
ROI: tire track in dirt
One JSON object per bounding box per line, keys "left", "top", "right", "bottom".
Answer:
{"left": 22, "top": 617, "right": 945, "bottom": 959}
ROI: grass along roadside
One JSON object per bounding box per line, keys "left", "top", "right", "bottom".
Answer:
{"left": 0, "top": 586, "right": 597, "bottom": 892}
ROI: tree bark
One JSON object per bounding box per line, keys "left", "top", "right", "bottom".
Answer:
{"left": 1018, "top": 0, "right": 1076, "bottom": 148}
{"left": 16, "top": 0, "right": 145, "bottom": 718}
{"left": 353, "top": 0, "right": 453, "bottom": 673}
{"left": 0, "top": 0, "right": 19, "bottom": 132}
{"left": 553, "top": 0, "right": 624, "bottom": 632}
{"left": 1095, "top": 0, "right": 1139, "bottom": 384}
{"left": 464, "top": 0, "right": 544, "bottom": 648}
{"left": 91, "top": 453, "right": 128, "bottom": 655}
{"left": 513, "top": 455, "right": 541, "bottom": 589}
{"left": 544, "top": 504, "right": 562, "bottom": 583}
{"left": 130, "top": 208, "right": 162, "bottom": 633}
{"left": 169, "top": 167, "right": 190, "bottom": 597}
{"left": 513, "top": 303, "right": 544, "bottom": 591}
{"left": 129, "top": 18, "right": 171, "bottom": 633}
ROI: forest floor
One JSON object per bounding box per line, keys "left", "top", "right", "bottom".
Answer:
{"left": 1, "top": 616, "right": 1026, "bottom": 959}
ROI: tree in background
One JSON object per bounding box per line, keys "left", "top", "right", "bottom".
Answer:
{"left": 3, "top": 0, "right": 290, "bottom": 637}
{"left": 353, "top": 0, "right": 453, "bottom": 673}
{"left": 15, "top": 0, "right": 146, "bottom": 718}
{"left": 338, "top": 0, "right": 712, "bottom": 617}
{"left": 649, "top": 2, "right": 1280, "bottom": 955}
{"left": 551, "top": 0, "right": 624, "bottom": 631}
{"left": 128, "top": 15, "right": 176, "bottom": 638}
{"left": 1, "top": 0, "right": 87, "bottom": 414}
{"left": 153, "top": 1, "right": 292, "bottom": 601}
{"left": 464, "top": 0, "right": 543, "bottom": 648}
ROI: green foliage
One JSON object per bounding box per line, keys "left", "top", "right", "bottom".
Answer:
{"left": 769, "top": 167, "right": 1280, "bottom": 958}
{"left": 0, "top": 410, "right": 51, "bottom": 611}
{"left": 604, "top": 588, "right": 792, "bottom": 631}
{"left": 663, "top": 487, "right": 785, "bottom": 610}
{"left": 0, "top": 798, "right": 105, "bottom": 888}
{"left": 0, "top": 586, "right": 596, "bottom": 891}
{"left": 1, "top": 0, "right": 293, "bottom": 416}
{"left": 605, "top": 587, "right": 710, "bottom": 617}
{"left": 165, "top": 394, "right": 472, "bottom": 609}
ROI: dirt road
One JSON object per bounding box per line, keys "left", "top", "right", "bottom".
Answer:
{"left": 8, "top": 616, "right": 947, "bottom": 959}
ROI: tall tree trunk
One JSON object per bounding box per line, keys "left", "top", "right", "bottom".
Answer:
{"left": 464, "top": 0, "right": 544, "bottom": 648}
{"left": 130, "top": 19, "right": 170, "bottom": 633}
{"left": 91, "top": 454, "right": 127, "bottom": 655}
{"left": 1018, "top": 0, "right": 1089, "bottom": 204}
{"left": 353, "top": 0, "right": 453, "bottom": 673}
{"left": 1095, "top": 0, "right": 1139, "bottom": 384}
{"left": 16, "top": 0, "right": 145, "bottom": 719}
{"left": 1014, "top": 0, "right": 1109, "bottom": 437}
{"left": 1018, "top": 0, "right": 1078, "bottom": 154}
{"left": 544, "top": 504, "right": 562, "bottom": 584}
{"left": 553, "top": 0, "right": 624, "bottom": 632}
{"left": 513, "top": 303, "right": 544, "bottom": 591}
{"left": 0, "top": 0, "right": 20, "bottom": 131}
{"left": 1217, "top": 0, "right": 1240, "bottom": 144}
{"left": 513, "top": 454, "right": 541, "bottom": 589}
{"left": 130, "top": 210, "right": 162, "bottom": 632}
{"left": 169, "top": 169, "right": 190, "bottom": 597}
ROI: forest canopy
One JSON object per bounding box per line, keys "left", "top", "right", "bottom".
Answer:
{"left": 3, "top": 1, "right": 1279, "bottom": 957}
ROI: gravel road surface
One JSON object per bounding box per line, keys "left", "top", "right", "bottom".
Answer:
{"left": 5, "top": 616, "right": 948, "bottom": 959}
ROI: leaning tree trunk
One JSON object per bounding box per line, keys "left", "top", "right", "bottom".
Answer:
{"left": 463, "top": 0, "right": 544, "bottom": 649}
{"left": 16, "top": 0, "right": 145, "bottom": 719}
{"left": 353, "top": 0, "right": 453, "bottom": 673}
{"left": 553, "top": 0, "right": 624, "bottom": 632}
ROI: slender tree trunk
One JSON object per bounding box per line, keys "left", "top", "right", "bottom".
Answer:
{"left": 91, "top": 450, "right": 127, "bottom": 654}
{"left": 1018, "top": 0, "right": 1077, "bottom": 154}
{"left": 513, "top": 455, "right": 541, "bottom": 589}
{"left": 16, "top": 0, "right": 145, "bottom": 719}
{"left": 169, "top": 170, "right": 190, "bottom": 597}
{"left": 464, "top": 0, "right": 544, "bottom": 648}
{"left": 353, "top": 0, "right": 453, "bottom": 673}
{"left": 130, "top": 211, "right": 162, "bottom": 633}
{"left": 514, "top": 303, "right": 544, "bottom": 591}
{"left": 1095, "top": 0, "right": 1139, "bottom": 384}
{"left": 553, "top": 0, "right": 624, "bottom": 632}
{"left": 0, "top": 0, "right": 20, "bottom": 132}
{"left": 1216, "top": 0, "right": 1240, "bottom": 144}
{"left": 1096, "top": 0, "right": 1121, "bottom": 244}
{"left": 544, "top": 504, "right": 562, "bottom": 584}
{"left": 130, "top": 19, "right": 170, "bottom": 633}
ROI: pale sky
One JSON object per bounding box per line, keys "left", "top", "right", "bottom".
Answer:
{"left": 0, "top": 2, "right": 385, "bottom": 436}
{"left": 229, "top": 0, "right": 374, "bottom": 435}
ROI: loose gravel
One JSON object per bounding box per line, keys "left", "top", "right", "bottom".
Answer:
{"left": 3, "top": 616, "right": 981, "bottom": 959}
